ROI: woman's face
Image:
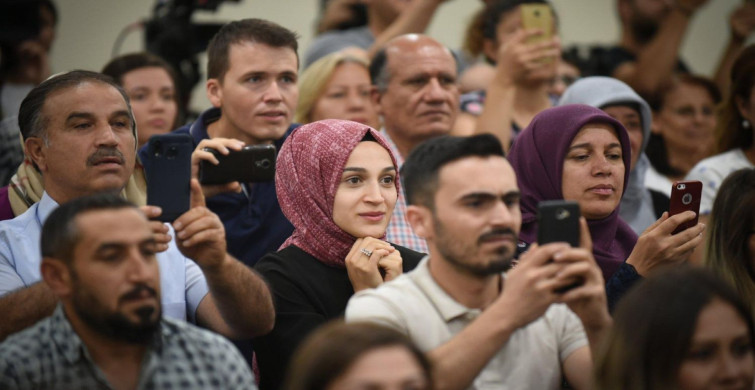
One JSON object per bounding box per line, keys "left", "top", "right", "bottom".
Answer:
{"left": 328, "top": 346, "right": 429, "bottom": 390}
{"left": 122, "top": 66, "right": 178, "bottom": 148}
{"left": 561, "top": 123, "right": 625, "bottom": 220}
{"left": 333, "top": 141, "right": 398, "bottom": 238}
{"left": 602, "top": 105, "right": 644, "bottom": 172}
{"left": 654, "top": 82, "right": 716, "bottom": 155}
{"left": 677, "top": 298, "right": 755, "bottom": 390}
{"left": 311, "top": 62, "right": 379, "bottom": 129}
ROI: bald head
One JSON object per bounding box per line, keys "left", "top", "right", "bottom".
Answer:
{"left": 370, "top": 34, "right": 459, "bottom": 157}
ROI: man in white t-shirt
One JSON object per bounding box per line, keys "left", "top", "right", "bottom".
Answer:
{"left": 346, "top": 134, "right": 612, "bottom": 389}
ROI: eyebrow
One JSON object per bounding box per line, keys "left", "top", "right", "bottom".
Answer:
{"left": 95, "top": 237, "right": 156, "bottom": 252}
{"left": 568, "top": 142, "right": 622, "bottom": 151}
{"left": 343, "top": 166, "right": 396, "bottom": 173}
{"left": 458, "top": 190, "right": 520, "bottom": 202}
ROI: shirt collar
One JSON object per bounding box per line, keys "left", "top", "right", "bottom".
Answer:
{"left": 408, "top": 257, "right": 476, "bottom": 322}
{"left": 36, "top": 192, "right": 60, "bottom": 226}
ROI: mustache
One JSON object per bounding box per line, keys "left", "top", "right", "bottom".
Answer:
{"left": 86, "top": 147, "right": 125, "bottom": 166}
{"left": 120, "top": 284, "right": 157, "bottom": 303}
{"left": 477, "top": 228, "right": 518, "bottom": 244}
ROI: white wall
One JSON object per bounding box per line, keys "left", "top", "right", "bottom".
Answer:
{"left": 50, "top": 0, "right": 741, "bottom": 112}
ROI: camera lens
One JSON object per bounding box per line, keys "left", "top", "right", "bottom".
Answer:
{"left": 258, "top": 159, "right": 271, "bottom": 169}
{"left": 677, "top": 184, "right": 686, "bottom": 190}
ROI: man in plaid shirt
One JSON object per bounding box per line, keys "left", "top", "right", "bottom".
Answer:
{"left": 370, "top": 34, "right": 460, "bottom": 253}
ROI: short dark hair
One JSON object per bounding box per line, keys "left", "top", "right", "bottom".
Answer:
{"left": 482, "top": 0, "right": 552, "bottom": 40}
{"left": 18, "top": 70, "right": 134, "bottom": 141}
{"left": 41, "top": 194, "right": 137, "bottom": 264}
{"left": 401, "top": 134, "right": 505, "bottom": 209}
{"left": 595, "top": 266, "right": 755, "bottom": 389}
{"left": 285, "top": 321, "right": 432, "bottom": 390}
{"left": 206, "top": 18, "right": 299, "bottom": 82}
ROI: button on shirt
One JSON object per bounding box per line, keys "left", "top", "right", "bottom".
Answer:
{"left": 0, "top": 305, "right": 257, "bottom": 389}
{"left": 0, "top": 192, "right": 209, "bottom": 322}
{"left": 380, "top": 130, "right": 429, "bottom": 254}
{"left": 346, "top": 257, "right": 587, "bottom": 390}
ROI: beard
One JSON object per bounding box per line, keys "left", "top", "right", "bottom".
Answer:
{"left": 433, "top": 215, "right": 517, "bottom": 278}
{"left": 71, "top": 273, "right": 161, "bottom": 345}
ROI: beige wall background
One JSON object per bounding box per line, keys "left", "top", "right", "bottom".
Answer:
{"left": 51, "top": 0, "right": 741, "bottom": 112}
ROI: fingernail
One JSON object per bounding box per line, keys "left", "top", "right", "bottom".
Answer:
{"left": 173, "top": 221, "right": 182, "bottom": 229}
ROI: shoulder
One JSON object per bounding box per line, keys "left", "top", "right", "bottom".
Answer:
{"left": 346, "top": 271, "right": 422, "bottom": 322}
{"left": 391, "top": 243, "right": 425, "bottom": 271}
{"left": 687, "top": 150, "right": 752, "bottom": 180}
{"left": 0, "top": 317, "right": 52, "bottom": 365}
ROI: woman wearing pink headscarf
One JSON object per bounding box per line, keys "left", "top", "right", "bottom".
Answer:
{"left": 252, "top": 119, "right": 423, "bottom": 390}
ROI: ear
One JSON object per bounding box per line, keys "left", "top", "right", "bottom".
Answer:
{"left": 371, "top": 87, "right": 384, "bottom": 116}
{"left": 482, "top": 39, "right": 498, "bottom": 63}
{"left": 735, "top": 95, "right": 750, "bottom": 120}
{"left": 406, "top": 204, "right": 434, "bottom": 241}
{"left": 206, "top": 78, "right": 223, "bottom": 108}
{"left": 40, "top": 258, "right": 72, "bottom": 298}
{"left": 25, "top": 137, "right": 48, "bottom": 172}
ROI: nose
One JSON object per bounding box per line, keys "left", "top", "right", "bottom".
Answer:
{"left": 490, "top": 199, "right": 517, "bottom": 228}
{"left": 423, "top": 78, "right": 447, "bottom": 103}
{"left": 715, "top": 352, "right": 753, "bottom": 385}
{"left": 126, "top": 251, "right": 154, "bottom": 282}
{"left": 591, "top": 155, "right": 614, "bottom": 176}
{"left": 149, "top": 94, "right": 167, "bottom": 112}
{"left": 363, "top": 180, "right": 385, "bottom": 204}
{"left": 263, "top": 80, "right": 283, "bottom": 103}
{"left": 96, "top": 122, "right": 120, "bottom": 147}
{"left": 346, "top": 90, "right": 366, "bottom": 111}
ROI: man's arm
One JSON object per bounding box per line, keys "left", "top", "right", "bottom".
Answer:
{"left": 366, "top": 0, "right": 450, "bottom": 59}
{"left": 0, "top": 283, "right": 57, "bottom": 341}
{"left": 174, "top": 179, "right": 274, "bottom": 339}
{"left": 613, "top": 0, "right": 708, "bottom": 97}
{"left": 194, "top": 254, "right": 274, "bottom": 338}
{"left": 713, "top": 3, "right": 755, "bottom": 96}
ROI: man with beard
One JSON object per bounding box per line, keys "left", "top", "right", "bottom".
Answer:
{"left": 0, "top": 70, "right": 274, "bottom": 341}
{"left": 604, "top": 0, "right": 755, "bottom": 98}
{"left": 346, "top": 134, "right": 611, "bottom": 389}
{"left": 0, "top": 194, "right": 256, "bottom": 389}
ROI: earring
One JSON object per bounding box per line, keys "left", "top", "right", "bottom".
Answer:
{"left": 744, "top": 119, "right": 751, "bottom": 129}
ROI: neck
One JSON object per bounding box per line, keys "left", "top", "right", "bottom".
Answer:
{"left": 384, "top": 128, "right": 416, "bottom": 160}
{"left": 428, "top": 255, "right": 501, "bottom": 309}
{"left": 63, "top": 306, "right": 147, "bottom": 389}
{"left": 666, "top": 142, "right": 710, "bottom": 176}
{"left": 512, "top": 85, "right": 551, "bottom": 128}
{"left": 207, "top": 115, "right": 267, "bottom": 146}
{"left": 44, "top": 184, "right": 123, "bottom": 206}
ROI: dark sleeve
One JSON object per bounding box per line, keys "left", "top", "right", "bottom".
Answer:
{"left": 649, "top": 189, "right": 670, "bottom": 219}
{"left": 253, "top": 253, "right": 328, "bottom": 390}
{"left": 605, "top": 262, "right": 643, "bottom": 313}
{"left": 393, "top": 244, "right": 425, "bottom": 272}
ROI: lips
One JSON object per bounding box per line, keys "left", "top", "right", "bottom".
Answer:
{"left": 258, "top": 110, "right": 286, "bottom": 120}
{"left": 588, "top": 184, "right": 615, "bottom": 195}
{"left": 359, "top": 212, "right": 385, "bottom": 222}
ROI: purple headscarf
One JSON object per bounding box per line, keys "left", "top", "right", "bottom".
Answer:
{"left": 507, "top": 104, "right": 638, "bottom": 280}
{"left": 276, "top": 119, "right": 399, "bottom": 268}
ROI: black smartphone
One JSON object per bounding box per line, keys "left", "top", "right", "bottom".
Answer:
{"left": 143, "top": 133, "right": 193, "bottom": 222}
{"left": 199, "top": 144, "right": 276, "bottom": 185}
{"left": 669, "top": 180, "right": 702, "bottom": 235}
{"left": 537, "top": 200, "right": 580, "bottom": 247}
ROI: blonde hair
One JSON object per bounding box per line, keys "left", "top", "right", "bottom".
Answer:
{"left": 295, "top": 50, "right": 370, "bottom": 124}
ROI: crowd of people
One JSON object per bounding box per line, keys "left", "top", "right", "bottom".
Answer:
{"left": 0, "top": 0, "right": 754, "bottom": 389}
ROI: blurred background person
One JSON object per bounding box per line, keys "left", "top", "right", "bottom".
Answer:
{"left": 703, "top": 168, "right": 755, "bottom": 317}
{"left": 102, "top": 52, "right": 181, "bottom": 148}
{"left": 285, "top": 321, "right": 431, "bottom": 390}
{"left": 645, "top": 75, "right": 720, "bottom": 197}
{"left": 595, "top": 266, "right": 755, "bottom": 390}
{"left": 547, "top": 50, "right": 581, "bottom": 99}
{"left": 455, "top": 0, "right": 561, "bottom": 151}
{"left": 253, "top": 120, "right": 422, "bottom": 390}
{"left": 686, "top": 45, "right": 755, "bottom": 221}
{"left": 295, "top": 50, "right": 379, "bottom": 129}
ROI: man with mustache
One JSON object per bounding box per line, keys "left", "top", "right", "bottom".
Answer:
{"left": 346, "top": 134, "right": 611, "bottom": 389}
{"left": 0, "top": 194, "right": 256, "bottom": 389}
{"left": 602, "top": 0, "right": 754, "bottom": 97}
{"left": 370, "top": 34, "right": 460, "bottom": 253}
{"left": 0, "top": 70, "right": 274, "bottom": 343}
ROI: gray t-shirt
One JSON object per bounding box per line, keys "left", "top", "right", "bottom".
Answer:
{"left": 303, "top": 26, "right": 374, "bottom": 68}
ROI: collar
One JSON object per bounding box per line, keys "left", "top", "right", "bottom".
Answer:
{"left": 408, "top": 257, "right": 478, "bottom": 322}
{"left": 35, "top": 192, "right": 59, "bottom": 227}
{"left": 189, "top": 107, "right": 222, "bottom": 142}
{"left": 379, "top": 128, "right": 404, "bottom": 168}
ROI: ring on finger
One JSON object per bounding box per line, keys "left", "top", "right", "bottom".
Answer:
{"left": 360, "top": 248, "right": 373, "bottom": 257}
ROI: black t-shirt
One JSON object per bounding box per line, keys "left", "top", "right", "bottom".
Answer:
{"left": 591, "top": 46, "right": 690, "bottom": 78}
{"left": 253, "top": 244, "right": 424, "bottom": 390}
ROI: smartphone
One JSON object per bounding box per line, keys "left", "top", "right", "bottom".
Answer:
{"left": 199, "top": 144, "right": 276, "bottom": 185}
{"left": 521, "top": 4, "right": 554, "bottom": 46}
{"left": 669, "top": 180, "right": 702, "bottom": 235}
{"left": 143, "top": 133, "right": 193, "bottom": 222}
{"left": 537, "top": 200, "right": 580, "bottom": 247}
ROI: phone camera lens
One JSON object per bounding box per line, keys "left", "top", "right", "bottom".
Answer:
{"left": 677, "top": 184, "right": 686, "bottom": 190}
{"left": 166, "top": 146, "right": 178, "bottom": 159}
{"left": 258, "top": 159, "right": 271, "bottom": 169}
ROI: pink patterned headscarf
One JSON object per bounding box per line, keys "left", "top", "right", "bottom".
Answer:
{"left": 276, "top": 119, "right": 399, "bottom": 268}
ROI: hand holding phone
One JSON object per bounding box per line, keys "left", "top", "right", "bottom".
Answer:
{"left": 537, "top": 200, "right": 580, "bottom": 247}
{"left": 520, "top": 4, "right": 554, "bottom": 47}
{"left": 668, "top": 180, "right": 702, "bottom": 235}
{"left": 144, "top": 134, "right": 193, "bottom": 222}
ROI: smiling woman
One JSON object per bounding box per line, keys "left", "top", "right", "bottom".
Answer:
{"left": 252, "top": 119, "right": 424, "bottom": 390}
